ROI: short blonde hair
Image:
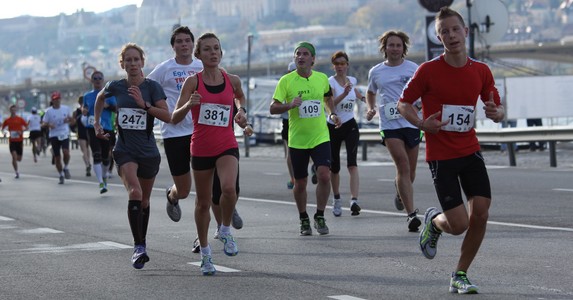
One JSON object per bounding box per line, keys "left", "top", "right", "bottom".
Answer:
{"left": 119, "top": 43, "right": 145, "bottom": 65}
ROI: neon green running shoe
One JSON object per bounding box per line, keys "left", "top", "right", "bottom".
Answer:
{"left": 449, "top": 271, "right": 478, "bottom": 294}
{"left": 419, "top": 207, "right": 442, "bottom": 259}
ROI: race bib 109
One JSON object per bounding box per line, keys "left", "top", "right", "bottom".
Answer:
{"left": 298, "top": 100, "right": 321, "bottom": 119}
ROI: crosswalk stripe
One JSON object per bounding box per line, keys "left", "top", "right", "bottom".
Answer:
{"left": 187, "top": 262, "right": 240, "bottom": 272}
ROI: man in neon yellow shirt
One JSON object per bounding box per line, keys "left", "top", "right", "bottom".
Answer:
{"left": 270, "top": 41, "right": 341, "bottom": 236}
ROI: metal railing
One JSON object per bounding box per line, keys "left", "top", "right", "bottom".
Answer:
{"left": 358, "top": 126, "right": 573, "bottom": 167}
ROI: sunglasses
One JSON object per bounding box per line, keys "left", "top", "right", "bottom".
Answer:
{"left": 92, "top": 77, "right": 103, "bottom": 80}
{"left": 332, "top": 61, "right": 348, "bottom": 66}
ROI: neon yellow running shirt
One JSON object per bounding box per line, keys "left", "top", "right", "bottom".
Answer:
{"left": 273, "top": 70, "right": 331, "bottom": 149}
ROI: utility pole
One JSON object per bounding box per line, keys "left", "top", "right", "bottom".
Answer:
{"left": 467, "top": 0, "right": 476, "bottom": 58}
{"left": 244, "top": 34, "right": 253, "bottom": 158}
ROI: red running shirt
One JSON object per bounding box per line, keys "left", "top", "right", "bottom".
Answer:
{"left": 2, "top": 116, "right": 28, "bottom": 142}
{"left": 400, "top": 55, "right": 501, "bottom": 161}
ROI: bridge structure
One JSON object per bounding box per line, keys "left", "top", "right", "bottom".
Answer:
{"left": 1, "top": 41, "right": 572, "bottom": 112}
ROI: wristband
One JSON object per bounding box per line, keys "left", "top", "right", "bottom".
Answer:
{"left": 239, "top": 107, "right": 247, "bottom": 114}
{"left": 417, "top": 119, "right": 424, "bottom": 130}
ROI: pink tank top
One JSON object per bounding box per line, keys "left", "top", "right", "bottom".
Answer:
{"left": 190, "top": 71, "right": 238, "bottom": 157}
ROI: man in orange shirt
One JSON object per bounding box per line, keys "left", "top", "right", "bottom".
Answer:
{"left": 2, "top": 105, "right": 28, "bottom": 179}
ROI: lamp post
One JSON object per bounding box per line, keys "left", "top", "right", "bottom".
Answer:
{"left": 467, "top": 0, "right": 476, "bottom": 59}
{"left": 244, "top": 34, "right": 254, "bottom": 157}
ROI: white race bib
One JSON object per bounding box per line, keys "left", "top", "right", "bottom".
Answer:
{"left": 198, "top": 103, "right": 231, "bottom": 127}
{"left": 383, "top": 101, "right": 401, "bottom": 120}
{"left": 441, "top": 104, "right": 475, "bottom": 132}
{"left": 338, "top": 100, "right": 354, "bottom": 113}
{"left": 298, "top": 100, "right": 321, "bottom": 118}
{"left": 118, "top": 108, "right": 147, "bottom": 130}
{"left": 10, "top": 131, "right": 21, "bottom": 138}
{"left": 87, "top": 115, "right": 95, "bottom": 126}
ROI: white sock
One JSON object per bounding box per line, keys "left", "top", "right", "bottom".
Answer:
{"left": 220, "top": 225, "right": 231, "bottom": 235}
{"left": 200, "top": 244, "right": 211, "bottom": 256}
{"left": 93, "top": 163, "right": 103, "bottom": 183}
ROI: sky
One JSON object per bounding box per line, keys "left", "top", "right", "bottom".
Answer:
{"left": 0, "top": 0, "right": 142, "bottom": 19}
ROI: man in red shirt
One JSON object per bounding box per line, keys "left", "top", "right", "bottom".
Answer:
{"left": 398, "top": 7, "right": 504, "bottom": 294}
{"left": 2, "top": 105, "right": 28, "bottom": 179}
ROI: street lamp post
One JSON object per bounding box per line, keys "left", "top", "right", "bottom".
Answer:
{"left": 244, "top": 34, "right": 254, "bottom": 157}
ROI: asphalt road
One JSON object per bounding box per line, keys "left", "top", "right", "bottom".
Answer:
{"left": 1, "top": 142, "right": 572, "bottom": 299}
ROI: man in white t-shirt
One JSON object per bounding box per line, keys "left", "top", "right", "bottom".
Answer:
{"left": 42, "top": 92, "right": 74, "bottom": 184}
{"left": 27, "top": 107, "right": 43, "bottom": 163}
{"left": 366, "top": 30, "right": 422, "bottom": 232}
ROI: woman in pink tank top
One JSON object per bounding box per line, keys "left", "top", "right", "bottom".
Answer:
{"left": 171, "top": 32, "right": 249, "bottom": 275}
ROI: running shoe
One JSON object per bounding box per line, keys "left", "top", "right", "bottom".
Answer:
{"left": 350, "top": 200, "right": 361, "bottom": 216}
{"left": 15, "top": 173, "right": 19, "bottom": 179}
{"left": 407, "top": 210, "right": 421, "bottom": 232}
{"left": 300, "top": 218, "right": 312, "bottom": 236}
{"left": 64, "top": 169, "right": 71, "bottom": 180}
{"left": 99, "top": 182, "right": 108, "bottom": 194}
{"left": 219, "top": 232, "right": 239, "bottom": 256}
{"left": 131, "top": 244, "right": 149, "bottom": 269}
{"left": 313, "top": 216, "right": 329, "bottom": 235}
{"left": 232, "top": 208, "right": 243, "bottom": 229}
{"left": 192, "top": 237, "right": 200, "bottom": 253}
{"left": 394, "top": 180, "right": 404, "bottom": 211}
{"left": 310, "top": 164, "right": 317, "bottom": 185}
{"left": 200, "top": 254, "right": 216, "bottom": 275}
{"left": 165, "top": 187, "right": 181, "bottom": 222}
{"left": 86, "top": 164, "right": 91, "bottom": 177}
{"left": 58, "top": 175, "right": 64, "bottom": 184}
{"left": 419, "top": 207, "right": 442, "bottom": 259}
{"left": 449, "top": 271, "right": 479, "bottom": 294}
{"left": 287, "top": 180, "right": 294, "bottom": 189}
{"left": 213, "top": 225, "right": 221, "bottom": 240}
{"left": 332, "top": 198, "right": 342, "bottom": 217}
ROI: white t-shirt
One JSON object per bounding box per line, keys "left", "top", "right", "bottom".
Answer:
{"left": 27, "top": 114, "right": 42, "bottom": 131}
{"left": 328, "top": 75, "right": 358, "bottom": 124}
{"left": 147, "top": 57, "right": 203, "bottom": 138}
{"left": 42, "top": 105, "right": 72, "bottom": 138}
{"left": 367, "top": 59, "right": 419, "bottom": 130}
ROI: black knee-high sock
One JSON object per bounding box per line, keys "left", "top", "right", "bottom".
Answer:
{"left": 140, "top": 206, "right": 150, "bottom": 246}
{"left": 127, "top": 200, "right": 143, "bottom": 245}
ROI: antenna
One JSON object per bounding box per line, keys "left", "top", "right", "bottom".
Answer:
{"left": 468, "top": 0, "right": 509, "bottom": 57}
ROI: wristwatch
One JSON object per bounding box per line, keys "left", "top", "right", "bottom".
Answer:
{"left": 144, "top": 103, "right": 151, "bottom": 111}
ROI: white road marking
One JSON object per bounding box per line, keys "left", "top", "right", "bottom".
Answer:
{"left": 328, "top": 296, "right": 368, "bottom": 300}
{"left": 3, "top": 241, "right": 132, "bottom": 254}
{"left": 553, "top": 188, "right": 573, "bottom": 192}
{"left": 98, "top": 241, "right": 132, "bottom": 249}
{"left": 358, "top": 161, "right": 394, "bottom": 167}
{"left": 21, "top": 228, "right": 63, "bottom": 234}
{"left": 0, "top": 225, "right": 18, "bottom": 229}
{"left": 0, "top": 216, "right": 15, "bottom": 221}
{"left": 187, "top": 262, "right": 240, "bottom": 272}
{"left": 237, "top": 196, "right": 573, "bottom": 232}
